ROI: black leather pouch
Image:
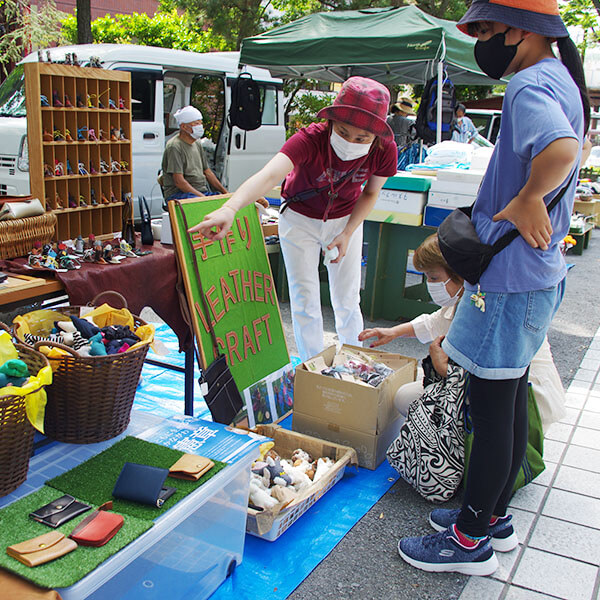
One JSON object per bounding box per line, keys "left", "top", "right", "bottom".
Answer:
{"left": 139, "top": 196, "right": 154, "bottom": 246}
{"left": 200, "top": 354, "right": 244, "bottom": 425}
{"left": 29, "top": 494, "right": 91, "bottom": 528}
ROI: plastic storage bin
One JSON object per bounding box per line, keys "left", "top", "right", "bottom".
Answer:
{"left": 0, "top": 410, "right": 264, "bottom": 600}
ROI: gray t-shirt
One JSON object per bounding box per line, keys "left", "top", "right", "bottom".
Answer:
{"left": 161, "top": 135, "right": 208, "bottom": 199}
{"left": 387, "top": 114, "right": 411, "bottom": 148}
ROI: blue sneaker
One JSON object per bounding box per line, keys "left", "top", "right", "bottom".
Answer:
{"left": 398, "top": 525, "right": 499, "bottom": 576}
{"left": 429, "top": 508, "right": 518, "bottom": 552}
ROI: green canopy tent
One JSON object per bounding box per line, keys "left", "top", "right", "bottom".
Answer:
{"left": 239, "top": 6, "right": 499, "bottom": 142}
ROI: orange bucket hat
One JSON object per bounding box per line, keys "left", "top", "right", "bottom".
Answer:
{"left": 457, "top": 0, "right": 569, "bottom": 38}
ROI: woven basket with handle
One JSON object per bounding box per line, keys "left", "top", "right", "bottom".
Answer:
{"left": 0, "top": 324, "right": 50, "bottom": 497}
{"left": 13, "top": 291, "right": 151, "bottom": 444}
{"left": 0, "top": 212, "right": 57, "bottom": 259}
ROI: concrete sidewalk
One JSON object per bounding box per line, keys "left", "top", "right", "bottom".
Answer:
{"left": 459, "top": 329, "right": 600, "bottom": 600}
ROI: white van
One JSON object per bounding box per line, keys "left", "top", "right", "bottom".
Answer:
{"left": 0, "top": 44, "right": 286, "bottom": 217}
{"left": 465, "top": 109, "right": 502, "bottom": 144}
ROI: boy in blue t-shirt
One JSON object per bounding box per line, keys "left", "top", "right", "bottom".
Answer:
{"left": 398, "top": 0, "right": 590, "bottom": 576}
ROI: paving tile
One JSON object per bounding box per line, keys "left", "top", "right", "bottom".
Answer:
{"left": 579, "top": 358, "right": 600, "bottom": 372}
{"left": 543, "top": 439, "right": 566, "bottom": 463}
{"left": 545, "top": 422, "right": 573, "bottom": 443}
{"left": 533, "top": 461, "right": 557, "bottom": 487}
{"left": 573, "top": 369, "right": 597, "bottom": 383}
{"left": 560, "top": 407, "right": 582, "bottom": 426}
{"left": 572, "top": 427, "right": 600, "bottom": 451}
{"left": 528, "top": 515, "right": 600, "bottom": 564}
{"left": 584, "top": 349, "right": 600, "bottom": 361}
{"left": 566, "top": 394, "right": 588, "bottom": 410}
{"left": 585, "top": 396, "right": 600, "bottom": 414}
{"left": 579, "top": 411, "right": 600, "bottom": 431}
{"left": 459, "top": 575, "right": 504, "bottom": 599}
{"left": 509, "top": 483, "right": 547, "bottom": 513}
{"left": 568, "top": 381, "right": 592, "bottom": 395}
{"left": 512, "top": 548, "right": 597, "bottom": 600}
{"left": 554, "top": 464, "right": 600, "bottom": 498}
{"left": 491, "top": 544, "right": 522, "bottom": 582}
{"left": 563, "top": 445, "right": 600, "bottom": 474}
{"left": 504, "top": 586, "right": 564, "bottom": 600}
{"left": 542, "top": 488, "right": 600, "bottom": 529}
{"left": 510, "top": 508, "right": 537, "bottom": 542}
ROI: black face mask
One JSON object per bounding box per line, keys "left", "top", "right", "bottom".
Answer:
{"left": 474, "top": 28, "right": 523, "bottom": 80}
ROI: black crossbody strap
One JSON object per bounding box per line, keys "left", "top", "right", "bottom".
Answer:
{"left": 490, "top": 169, "right": 576, "bottom": 255}
{"left": 175, "top": 201, "right": 220, "bottom": 362}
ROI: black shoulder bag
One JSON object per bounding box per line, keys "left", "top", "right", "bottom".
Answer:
{"left": 138, "top": 196, "right": 154, "bottom": 246}
{"left": 438, "top": 171, "right": 575, "bottom": 286}
{"left": 175, "top": 201, "right": 244, "bottom": 425}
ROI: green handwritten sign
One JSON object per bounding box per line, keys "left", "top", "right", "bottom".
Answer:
{"left": 169, "top": 196, "right": 290, "bottom": 397}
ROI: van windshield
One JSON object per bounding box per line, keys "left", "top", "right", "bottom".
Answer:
{"left": 0, "top": 66, "right": 26, "bottom": 117}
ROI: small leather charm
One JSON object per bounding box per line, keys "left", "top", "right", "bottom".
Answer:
{"left": 7, "top": 531, "right": 77, "bottom": 567}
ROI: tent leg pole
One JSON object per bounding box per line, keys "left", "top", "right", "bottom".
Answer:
{"left": 436, "top": 60, "right": 443, "bottom": 144}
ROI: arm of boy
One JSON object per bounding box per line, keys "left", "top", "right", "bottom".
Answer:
{"left": 328, "top": 175, "right": 387, "bottom": 263}
{"left": 358, "top": 323, "right": 416, "bottom": 348}
{"left": 188, "top": 152, "right": 294, "bottom": 239}
{"left": 492, "top": 137, "right": 580, "bottom": 250}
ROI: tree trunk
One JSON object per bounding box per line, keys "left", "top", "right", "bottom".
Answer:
{"left": 76, "top": 0, "right": 93, "bottom": 44}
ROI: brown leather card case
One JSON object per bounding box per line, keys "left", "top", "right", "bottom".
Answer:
{"left": 169, "top": 454, "right": 214, "bottom": 481}
{"left": 7, "top": 531, "right": 77, "bottom": 567}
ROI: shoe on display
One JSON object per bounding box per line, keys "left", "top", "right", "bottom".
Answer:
{"left": 118, "top": 97, "right": 126, "bottom": 110}
{"left": 78, "top": 127, "right": 88, "bottom": 141}
{"left": 66, "top": 160, "right": 74, "bottom": 175}
{"left": 52, "top": 90, "right": 63, "bottom": 107}
{"left": 53, "top": 130, "right": 65, "bottom": 141}
{"left": 65, "top": 129, "right": 74, "bottom": 142}
{"left": 55, "top": 193, "right": 64, "bottom": 209}
{"left": 42, "top": 130, "right": 53, "bottom": 141}
{"left": 108, "top": 98, "right": 117, "bottom": 110}
{"left": 44, "top": 164, "right": 54, "bottom": 178}
{"left": 398, "top": 525, "right": 498, "bottom": 576}
{"left": 64, "top": 95, "right": 73, "bottom": 108}
{"left": 41, "top": 94, "right": 50, "bottom": 107}
{"left": 88, "top": 129, "right": 98, "bottom": 142}
{"left": 91, "top": 189, "right": 98, "bottom": 206}
{"left": 429, "top": 509, "right": 518, "bottom": 552}
{"left": 76, "top": 94, "right": 84, "bottom": 108}
{"left": 119, "top": 128, "right": 128, "bottom": 141}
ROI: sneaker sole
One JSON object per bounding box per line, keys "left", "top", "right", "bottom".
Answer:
{"left": 428, "top": 516, "right": 519, "bottom": 553}
{"left": 398, "top": 546, "right": 499, "bottom": 576}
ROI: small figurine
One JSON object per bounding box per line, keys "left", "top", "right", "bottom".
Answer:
{"left": 86, "top": 234, "right": 95, "bottom": 250}
{"left": 27, "top": 241, "right": 44, "bottom": 268}
{"left": 102, "top": 243, "right": 113, "bottom": 264}
{"left": 119, "top": 239, "right": 137, "bottom": 258}
{"left": 94, "top": 239, "right": 105, "bottom": 263}
{"left": 75, "top": 235, "right": 84, "bottom": 254}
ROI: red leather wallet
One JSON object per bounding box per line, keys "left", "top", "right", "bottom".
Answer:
{"left": 69, "top": 501, "right": 124, "bottom": 547}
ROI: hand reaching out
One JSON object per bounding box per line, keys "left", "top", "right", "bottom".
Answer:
{"left": 187, "top": 205, "right": 236, "bottom": 240}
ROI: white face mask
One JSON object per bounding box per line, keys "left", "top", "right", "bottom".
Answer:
{"left": 427, "top": 278, "right": 460, "bottom": 307}
{"left": 190, "top": 124, "right": 204, "bottom": 139}
{"left": 330, "top": 128, "right": 372, "bottom": 161}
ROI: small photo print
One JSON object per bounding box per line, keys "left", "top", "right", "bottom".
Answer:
{"left": 247, "top": 379, "right": 272, "bottom": 427}
{"left": 271, "top": 365, "right": 294, "bottom": 420}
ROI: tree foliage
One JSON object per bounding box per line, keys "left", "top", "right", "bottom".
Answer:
{"left": 0, "top": 0, "right": 66, "bottom": 76}
{"left": 560, "top": 0, "right": 600, "bottom": 58}
{"left": 61, "top": 9, "right": 228, "bottom": 52}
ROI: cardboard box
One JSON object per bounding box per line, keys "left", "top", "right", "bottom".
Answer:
{"left": 574, "top": 199, "right": 600, "bottom": 228}
{"left": 428, "top": 190, "right": 477, "bottom": 209}
{"left": 368, "top": 188, "right": 428, "bottom": 226}
{"left": 429, "top": 178, "right": 481, "bottom": 197}
{"left": 423, "top": 204, "right": 453, "bottom": 228}
{"left": 292, "top": 344, "right": 417, "bottom": 469}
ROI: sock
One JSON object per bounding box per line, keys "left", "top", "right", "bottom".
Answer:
{"left": 452, "top": 524, "right": 485, "bottom": 548}
{"left": 490, "top": 516, "right": 499, "bottom": 526}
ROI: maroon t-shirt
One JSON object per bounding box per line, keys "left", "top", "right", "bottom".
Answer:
{"left": 279, "top": 122, "right": 397, "bottom": 220}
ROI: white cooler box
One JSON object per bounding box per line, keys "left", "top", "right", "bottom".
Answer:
{"left": 13, "top": 411, "right": 264, "bottom": 600}
{"left": 369, "top": 188, "right": 428, "bottom": 226}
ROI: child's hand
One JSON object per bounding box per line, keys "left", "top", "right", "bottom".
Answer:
{"left": 492, "top": 192, "right": 553, "bottom": 251}
{"left": 358, "top": 327, "right": 396, "bottom": 348}
{"left": 429, "top": 336, "right": 449, "bottom": 377}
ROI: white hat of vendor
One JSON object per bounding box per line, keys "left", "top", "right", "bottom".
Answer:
{"left": 174, "top": 106, "right": 203, "bottom": 125}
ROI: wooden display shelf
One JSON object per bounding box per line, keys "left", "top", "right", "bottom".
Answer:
{"left": 25, "top": 62, "right": 132, "bottom": 241}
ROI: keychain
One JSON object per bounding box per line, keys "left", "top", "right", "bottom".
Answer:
{"left": 470, "top": 284, "right": 486, "bottom": 313}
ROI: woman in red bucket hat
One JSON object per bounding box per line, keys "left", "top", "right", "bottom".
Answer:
{"left": 190, "top": 76, "right": 397, "bottom": 361}
{"left": 398, "top": 0, "right": 591, "bottom": 577}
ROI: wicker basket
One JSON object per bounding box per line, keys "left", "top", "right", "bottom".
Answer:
{"left": 14, "top": 292, "right": 151, "bottom": 444}
{"left": 0, "top": 343, "right": 50, "bottom": 497}
{"left": 0, "top": 212, "right": 57, "bottom": 259}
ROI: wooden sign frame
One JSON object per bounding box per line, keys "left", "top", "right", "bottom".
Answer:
{"left": 169, "top": 195, "right": 292, "bottom": 426}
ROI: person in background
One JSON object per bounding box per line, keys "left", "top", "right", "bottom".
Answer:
{"left": 188, "top": 77, "right": 398, "bottom": 361}
{"left": 396, "top": 0, "right": 589, "bottom": 577}
{"left": 451, "top": 103, "right": 478, "bottom": 143}
{"left": 161, "top": 106, "right": 227, "bottom": 201}
{"left": 387, "top": 97, "right": 415, "bottom": 150}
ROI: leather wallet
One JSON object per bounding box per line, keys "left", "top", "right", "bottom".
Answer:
{"left": 169, "top": 454, "right": 214, "bottom": 481}
{"left": 29, "top": 494, "right": 91, "bottom": 528}
{"left": 112, "top": 463, "right": 177, "bottom": 507}
{"left": 70, "top": 501, "right": 124, "bottom": 547}
{"left": 7, "top": 531, "right": 77, "bottom": 567}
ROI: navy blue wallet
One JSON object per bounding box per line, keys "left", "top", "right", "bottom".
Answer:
{"left": 112, "top": 463, "right": 177, "bottom": 507}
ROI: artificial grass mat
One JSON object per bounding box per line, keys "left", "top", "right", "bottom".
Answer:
{"left": 46, "top": 436, "right": 227, "bottom": 520}
{"left": 0, "top": 485, "right": 153, "bottom": 589}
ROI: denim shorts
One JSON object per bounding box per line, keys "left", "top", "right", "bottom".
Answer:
{"left": 442, "top": 278, "right": 566, "bottom": 380}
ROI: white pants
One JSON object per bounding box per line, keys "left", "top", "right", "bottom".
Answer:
{"left": 278, "top": 209, "right": 364, "bottom": 361}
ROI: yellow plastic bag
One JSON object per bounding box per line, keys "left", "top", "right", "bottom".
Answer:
{"left": 0, "top": 330, "right": 18, "bottom": 364}
{"left": 13, "top": 310, "right": 70, "bottom": 337}
{"left": 131, "top": 323, "right": 155, "bottom": 351}
{"left": 84, "top": 304, "right": 134, "bottom": 329}
{"left": 0, "top": 365, "right": 52, "bottom": 433}
{"left": 38, "top": 346, "right": 71, "bottom": 372}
